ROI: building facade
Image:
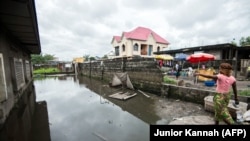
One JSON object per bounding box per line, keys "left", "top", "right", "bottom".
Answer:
{"left": 0, "top": 1, "right": 41, "bottom": 140}
{"left": 111, "top": 26, "right": 170, "bottom": 58}
{"left": 155, "top": 43, "right": 250, "bottom": 76}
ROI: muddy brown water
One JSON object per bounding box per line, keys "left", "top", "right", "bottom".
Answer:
{"left": 34, "top": 75, "right": 213, "bottom": 141}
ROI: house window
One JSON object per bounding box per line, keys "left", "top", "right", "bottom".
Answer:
{"left": 122, "top": 44, "right": 125, "bottom": 52}
{"left": 133, "top": 43, "right": 139, "bottom": 51}
{"left": 25, "top": 60, "right": 31, "bottom": 81}
{"left": 115, "top": 46, "right": 120, "bottom": 56}
{"left": 13, "top": 58, "right": 25, "bottom": 91}
{"left": 148, "top": 45, "right": 153, "bottom": 55}
{"left": 157, "top": 46, "right": 160, "bottom": 52}
{"left": 0, "top": 53, "right": 8, "bottom": 101}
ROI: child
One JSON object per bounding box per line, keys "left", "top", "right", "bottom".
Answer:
{"left": 195, "top": 63, "right": 239, "bottom": 125}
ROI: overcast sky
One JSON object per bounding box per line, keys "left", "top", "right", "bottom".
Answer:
{"left": 35, "top": 0, "right": 250, "bottom": 61}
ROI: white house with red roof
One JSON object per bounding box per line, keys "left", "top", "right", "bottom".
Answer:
{"left": 111, "top": 26, "right": 170, "bottom": 58}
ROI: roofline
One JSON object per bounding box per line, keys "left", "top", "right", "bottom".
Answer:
{"left": 154, "top": 43, "right": 236, "bottom": 54}
{"left": 0, "top": 0, "right": 41, "bottom": 54}
{"left": 29, "top": 0, "right": 41, "bottom": 54}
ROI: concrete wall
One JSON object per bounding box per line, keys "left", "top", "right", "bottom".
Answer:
{"left": 161, "top": 83, "right": 215, "bottom": 105}
{"left": 78, "top": 58, "right": 249, "bottom": 105}
{"left": 0, "top": 25, "right": 38, "bottom": 141}
{"left": 0, "top": 83, "right": 36, "bottom": 141}
{"left": 78, "top": 58, "right": 214, "bottom": 100}
{"left": 79, "top": 58, "right": 164, "bottom": 95}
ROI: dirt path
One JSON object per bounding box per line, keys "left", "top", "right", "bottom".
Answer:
{"left": 149, "top": 94, "right": 216, "bottom": 124}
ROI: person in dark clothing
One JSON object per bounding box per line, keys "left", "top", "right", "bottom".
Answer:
{"left": 175, "top": 63, "right": 181, "bottom": 80}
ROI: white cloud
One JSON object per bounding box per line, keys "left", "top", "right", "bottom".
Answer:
{"left": 35, "top": 0, "right": 250, "bottom": 60}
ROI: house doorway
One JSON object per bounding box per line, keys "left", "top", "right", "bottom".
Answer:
{"left": 141, "top": 44, "right": 147, "bottom": 55}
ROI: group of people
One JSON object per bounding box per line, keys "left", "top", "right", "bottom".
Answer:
{"left": 158, "top": 60, "right": 173, "bottom": 68}
{"left": 174, "top": 63, "right": 195, "bottom": 80}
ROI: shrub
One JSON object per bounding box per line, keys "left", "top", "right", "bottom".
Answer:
{"left": 33, "top": 67, "right": 60, "bottom": 74}
{"left": 238, "top": 89, "right": 250, "bottom": 96}
{"left": 163, "top": 76, "right": 177, "bottom": 84}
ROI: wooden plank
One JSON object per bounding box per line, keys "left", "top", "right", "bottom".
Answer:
{"left": 108, "top": 91, "right": 126, "bottom": 99}
{"left": 122, "top": 93, "right": 137, "bottom": 100}
{"left": 108, "top": 91, "right": 123, "bottom": 98}
{"left": 109, "top": 92, "right": 137, "bottom": 100}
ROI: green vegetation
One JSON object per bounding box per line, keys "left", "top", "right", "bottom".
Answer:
{"left": 238, "top": 89, "right": 250, "bottom": 96}
{"left": 31, "top": 54, "right": 55, "bottom": 65}
{"left": 33, "top": 67, "right": 60, "bottom": 74}
{"left": 231, "top": 36, "right": 250, "bottom": 46}
{"left": 239, "top": 36, "right": 250, "bottom": 46}
{"left": 163, "top": 76, "right": 177, "bottom": 84}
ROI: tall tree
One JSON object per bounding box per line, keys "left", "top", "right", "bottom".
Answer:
{"left": 89, "top": 57, "right": 96, "bottom": 61}
{"left": 31, "top": 54, "right": 55, "bottom": 65}
{"left": 231, "top": 40, "right": 237, "bottom": 46}
{"left": 102, "top": 55, "right": 108, "bottom": 59}
{"left": 43, "top": 54, "right": 55, "bottom": 61}
{"left": 239, "top": 36, "right": 250, "bottom": 46}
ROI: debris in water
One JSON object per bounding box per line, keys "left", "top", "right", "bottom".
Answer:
{"left": 92, "top": 132, "right": 108, "bottom": 141}
{"left": 138, "top": 89, "right": 150, "bottom": 98}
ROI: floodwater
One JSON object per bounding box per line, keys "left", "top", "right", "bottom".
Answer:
{"left": 34, "top": 75, "right": 154, "bottom": 141}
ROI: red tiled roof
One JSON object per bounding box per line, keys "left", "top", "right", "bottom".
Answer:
{"left": 112, "top": 26, "right": 170, "bottom": 45}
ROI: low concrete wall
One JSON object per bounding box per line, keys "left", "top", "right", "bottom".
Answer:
{"left": 161, "top": 83, "right": 215, "bottom": 105}
{"left": 79, "top": 58, "right": 163, "bottom": 95}
{"left": 161, "top": 83, "right": 250, "bottom": 105}
{"left": 0, "top": 82, "right": 36, "bottom": 141}
{"left": 79, "top": 58, "right": 211, "bottom": 104}
{"left": 79, "top": 58, "right": 250, "bottom": 105}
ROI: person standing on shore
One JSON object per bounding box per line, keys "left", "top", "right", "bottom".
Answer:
{"left": 195, "top": 63, "right": 239, "bottom": 125}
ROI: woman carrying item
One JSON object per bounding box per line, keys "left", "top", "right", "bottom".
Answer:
{"left": 195, "top": 63, "right": 239, "bottom": 125}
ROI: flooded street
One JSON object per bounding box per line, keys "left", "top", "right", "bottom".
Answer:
{"left": 34, "top": 75, "right": 150, "bottom": 141}
{"left": 34, "top": 75, "right": 213, "bottom": 141}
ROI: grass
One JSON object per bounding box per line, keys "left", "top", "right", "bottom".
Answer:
{"left": 238, "top": 89, "right": 250, "bottom": 96}
{"left": 163, "top": 75, "right": 177, "bottom": 85}
{"left": 33, "top": 67, "right": 60, "bottom": 74}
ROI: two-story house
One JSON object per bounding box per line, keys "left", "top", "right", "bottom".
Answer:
{"left": 111, "top": 26, "right": 170, "bottom": 58}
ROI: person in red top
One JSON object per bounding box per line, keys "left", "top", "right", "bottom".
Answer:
{"left": 159, "top": 60, "right": 163, "bottom": 68}
{"left": 195, "top": 63, "right": 239, "bottom": 125}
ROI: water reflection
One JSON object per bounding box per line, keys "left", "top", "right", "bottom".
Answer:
{"left": 34, "top": 75, "right": 150, "bottom": 141}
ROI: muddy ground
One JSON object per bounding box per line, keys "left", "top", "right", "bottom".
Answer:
{"left": 148, "top": 94, "right": 215, "bottom": 124}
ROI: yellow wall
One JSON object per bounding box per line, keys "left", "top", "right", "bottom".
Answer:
{"left": 73, "top": 57, "right": 84, "bottom": 63}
